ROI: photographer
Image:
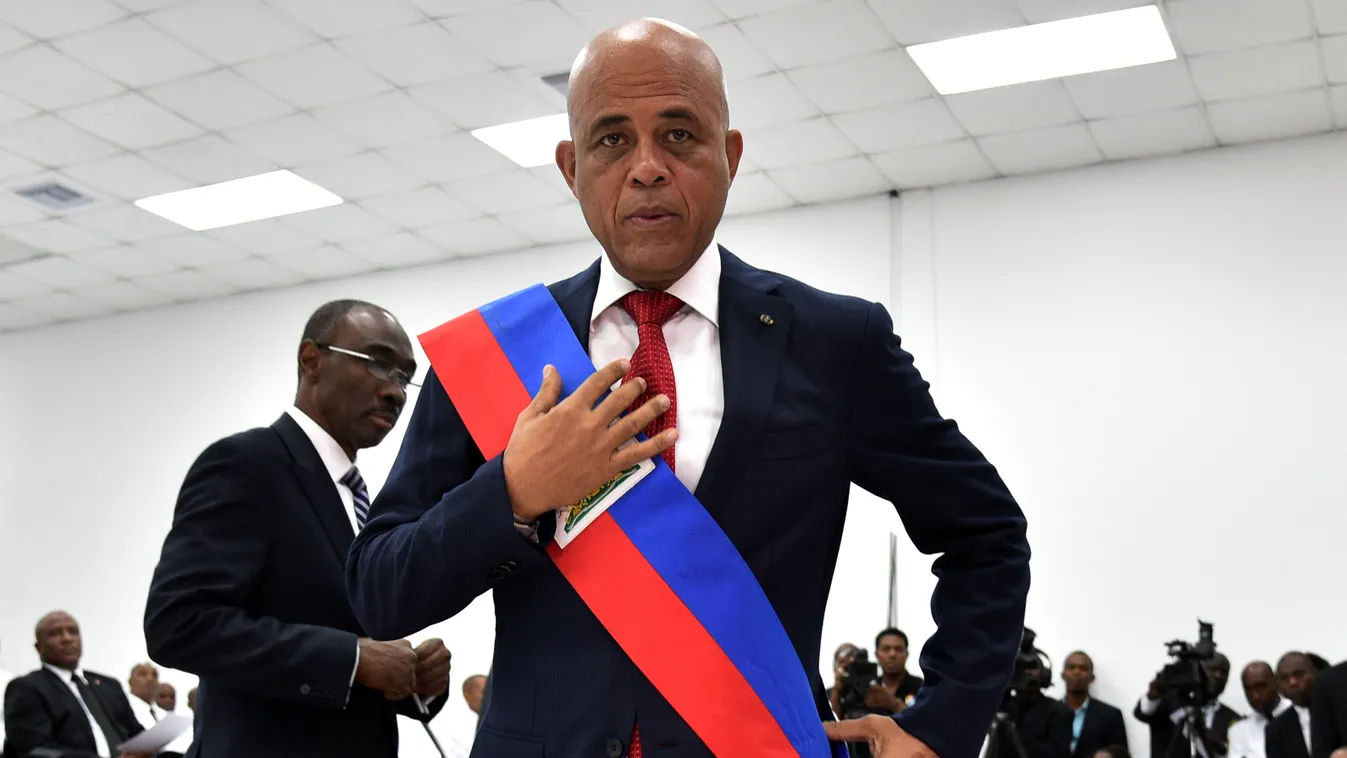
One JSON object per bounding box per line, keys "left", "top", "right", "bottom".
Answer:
{"left": 833, "top": 630, "right": 926, "bottom": 758}
{"left": 1135, "top": 653, "right": 1240, "bottom": 758}
{"left": 989, "top": 654, "right": 1073, "bottom": 758}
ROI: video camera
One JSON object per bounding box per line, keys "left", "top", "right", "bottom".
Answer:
{"left": 1157, "top": 620, "right": 1218, "bottom": 708}
{"left": 1007, "top": 627, "right": 1050, "bottom": 694}
{"left": 837, "top": 648, "right": 880, "bottom": 718}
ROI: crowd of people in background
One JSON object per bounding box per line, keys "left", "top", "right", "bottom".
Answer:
{"left": 828, "top": 628, "right": 1347, "bottom": 758}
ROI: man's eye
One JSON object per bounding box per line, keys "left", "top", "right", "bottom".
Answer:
{"left": 600, "top": 134, "right": 622, "bottom": 147}
{"left": 669, "top": 129, "right": 690, "bottom": 142}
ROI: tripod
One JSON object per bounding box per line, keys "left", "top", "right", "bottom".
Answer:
{"left": 982, "top": 704, "right": 1031, "bottom": 758}
{"left": 1164, "top": 705, "right": 1214, "bottom": 758}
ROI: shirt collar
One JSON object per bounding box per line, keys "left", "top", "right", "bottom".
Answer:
{"left": 591, "top": 240, "right": 721, "bottom": 329}
{"left": 286, "top": 406, "right": 354, "bottom": 485}
{"left": 44, "top": 663, "right": 82, "bottom": 683}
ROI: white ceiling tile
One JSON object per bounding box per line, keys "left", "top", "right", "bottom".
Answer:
{"left": 1014, "top": 0, "right": 1150, "bottom": 23}
{"left": 528, "top": 163, "right": 575, "bottom": 199}
{"left": 5, "top": 254, "right": 115, "bottom": 287}
{"left": 136, "top": 234, "right": 251, "bottom": 267}
{"left": 419, "top": 217, "right": 531, "bottom": 257}
{"left": 359, "top": 186, "right": 480, "bottom": 229}
{"left": 1315, "top": 0, "right": 1347, "bottom": 35}
{"left": 267, "top": 0, "right": 426, "bottom": 38}
{"left": 382, "top": 134, "right": 519, "bottom": 183}
{"left": 871, "top": 139, "right": 998, "bottom": 189}
{"left": 135, "top": 269, "right": 239, "bottom": 299}
{"left": 768, "top": 156, "right": 893, "bottom": 204}
{"left": 869, "top": 0, "right": 1027, "bottom": 46}
{"left": 236, "top": 43, "right": 393, "bottom": 110}
{"left": 1063, "top": 60, "right": 1200, "bottom": 119}
{"left": 60, "top": 93, "right": 204, "bottom": 151}
{"left": 741, "top": 117, "right": 857, "bottom": 170}
{"left": 148, "top": 0, "right": 317, "bottom": 66}
{"left": 14, "top": 291, "right": 112, "bottom": 319}
{"left": 1166, "top": 0, "right": 1314, "bottom": 56}
{"left": 0, "top": 271, "right": 54, "bottom": 299}
{"left": 0, "top": 46, "right": 122, "bottom": 111}
{"left": 0, "top": 91, "right": 37, "bottom": 123}
{"left": 115, "top": 0, "right": 193, "bottom": 11}
{"left": 1189, "top": 41, "right": 1323, "bottom": 103}
{"left": 68, "top": 245, "right": 179, "bottom": 277}
{"left": 72, "top": 280, "right": 175, "bottom": 310}
{"left": 441, "top": 1, "right": 590, "bottom": 69}
{"left": 0, "top": 0, "right": 128, "bottom": 38}
{"left": 713, "top": 0, "right": 812, "bottom": 20}
{"left": 1323, "top": 34, "right": 1347, "bottom": 85}
{"left": 497, "top": 202, "right": 593, "bottom": 245}
{"left": 698, "top": 23, "right": 775, "bottom": 81}
{"left": 269, "top": 245, "right": 378, "bottom": 279}
{"left": 728, "top": 73, "right": 819, "bottom": 131}
{"left": 413, "top": 72, "right": 561, "bottom": 131}
{"left": 0, "top": 148, "right": 41, "bottom": 182}
{"left": 1332, "top": 85, "right": 1347, "bottom": 125}
{"left": 0, "top": 302, "right": 53, "bottom": 330}
{"left": 1089, "top": 106, "right": 1216, "bottom": 161}
{"left": 206, "top": 218, "right": 322, "bottom": 254}
{"left": 0, "top": 115, "right": 120, "bottom": 167}
{"left": 6, "top": 218, "right": 116, "bottom": 254}
{"left": 739, "top": 0, "right": 894, "bottom": 69}
{"left": 67, "top": 204, "right": 184, "bottom": 243}
{"left": 200, "top": 257, "right": 305, "bottom": 289}
{"left": 141, "top": 134, "right": 276, "bottom": 185}
{"left": 314, "top": 92, "right": 456, "bottom": 150}
{"left": 443, "top": 170, "right": 570, "bottom": 215}
{"left": 144, "top": 70, "right": 296, "bottom": 131}
{"left": 225, "top": 114, "right": 363, "bottom": 168}
{"left": 341, "top": 231, "right": 455, "bottom": 268}
{"left": 0, "top": 23, "right": 32, "bottom": 55}
{"left": 334, "top": 21, "right": 494, "bottom": 88}
{"left": 788, "top": 50, "right": 933, "bottom": 116}
{"left": 63, "top": 154, "right": 193, "bottom": 202}
{"left": 280, "top": 204, "right": 400, "bottom": 243}
{"left": 833, "top": 98, "right": 966, "bottom": 154}
{"left": 944, "top": 81, "right": 1081, "bottom": 136}
{"left": 0, "top": 192, "right": 47, "bottom": 225}
{"left": 556, "top": 0, "right": 727, "bottom": 30}
{"left": 978, "top": 123, "right": 1104, "bottom": 175}
{"left": 724, "top": 172, "right": 797, "bottom": 216}
{"left": 1208, "top": 89, "right": 1334, "bottom": 145}
{"left": 293, "top": 152, "right": 425, "bottom": 200}
{"left": 55, "top": 18, "right": 215, "bottom": 89}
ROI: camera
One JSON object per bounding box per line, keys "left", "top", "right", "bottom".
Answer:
{"left": 837, "top": 648, "right": 880, "bottom": 718}
{"left": 1007, "top": 627, "right": 1050, "bottom": 695}
{"left": 1157, "top": 620, "right": 1218, "bottom": 708}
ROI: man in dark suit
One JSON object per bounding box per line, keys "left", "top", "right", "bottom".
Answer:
{"left": 3, "top": 611, "right": 147, "bottom": 758}
{"left": 1060, "top": 652, "right": 1128, "bottom": 758}
{"left": 344, "top": 18, "right": 1030, "bottom": 758}
{"left": 1134, "top": 654, "right": 1239, "bottom": 758}
{"left": 1268, "top": 653, "right": 1318, "bottom": 758}
{"left": 993, "top": 657, "right": 1073, "bottom": 758}
{"left": 1310, "top": 660, "right": 1346, "bottom": 758}
{"left": 143, "top": 300, "right": 451, "bottom": 758}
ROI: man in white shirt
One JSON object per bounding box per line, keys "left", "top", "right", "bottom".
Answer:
{"left": 125, "top": 663, "right": 163, "bottom": 730}
{"left": 1268, "top": 653, "right": 1318, "bottom": 758}
{"left": 440, "top": 675, "right": 486, "bottom": 758}
{"left": 1135, "top": 653, "right": 1240, "bottom": 758}
{"left": 1229, "top": 661, "right": 1291, "bottom": 758}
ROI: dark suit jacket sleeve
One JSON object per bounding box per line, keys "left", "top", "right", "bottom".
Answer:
{"left": 1312, "top": 669, "right": 1342, "bottom": 758}
{"left": 3, "top": 676, "right": 100, "bottom": 758}
{"left": 144, "top": 437, "right": 359, "bottom": 709}
{"left": 847, "top": 301, "right": 1031, "bottom": 758}
{"left": 1134, "top": 697, "right": 1167, "bottom": 725}
{"left": 346, "top": 369, "right": 550, "bottom": 640}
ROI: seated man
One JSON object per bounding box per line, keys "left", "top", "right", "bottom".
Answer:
{"left": 1228, "top": 661, "right": 1290, "bottom": 758}
{"left": 2, "top": 611, "right": 147, "bottom": 758}
{"left": 1060, "top": 651, "right": 1129, "bottom": 758}
{"left": 1268, "top": 653, "right": 1318, "bottom": 758}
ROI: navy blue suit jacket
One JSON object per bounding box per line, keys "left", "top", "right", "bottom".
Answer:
{"left": 346, "top": 249, "right": 1030, "bottom": 758}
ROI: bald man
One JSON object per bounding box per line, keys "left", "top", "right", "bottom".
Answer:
{"left": 347, "top": 17, "right": 1029, "bottom": 758}
{"left": 1229, "top": 661, "right": 1290, "bottom": 758}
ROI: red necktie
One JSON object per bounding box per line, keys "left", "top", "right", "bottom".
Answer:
{"left": 617, "top": 289, "right": 683, "bottom": 758}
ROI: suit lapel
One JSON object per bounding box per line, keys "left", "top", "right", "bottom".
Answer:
{"left": 42, "top": 669, "right": 97, "bottom": 746}
{"left": 274, "top": 414, "right": 353, "bottom": 566}
{"left": 694, "top": 248, "right": 792, "bottom": 508}
{"left": 549, "top": 259, "right": 600, "bottom": 351}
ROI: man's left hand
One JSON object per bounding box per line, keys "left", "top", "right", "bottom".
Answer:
{"left": 824, "top": 714, "right": 937, "bottom": 758}
{"left": 412, "top": 638, "right": 451, "bottom": 698}
{"left": 865, "top": 682, "right": 902, "bottom": 713}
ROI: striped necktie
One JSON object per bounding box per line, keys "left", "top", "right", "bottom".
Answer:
{"left": 341, "top": 466, "right": 370, "bottom": 530}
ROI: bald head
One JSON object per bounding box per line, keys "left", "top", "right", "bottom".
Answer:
{"left": 34, "top": 610, "right": 81, "bottom": 670}
{"left": 1242, "top": 661, "right": 1279, "bottom": 716}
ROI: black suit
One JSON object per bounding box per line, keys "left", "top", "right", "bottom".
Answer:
{"left": 1134, "top": 698, "right": 1241, "bottom": 758}
{"left": 143, "top": 414, "right": 444, "bottom": 758}
{"left": 1312, "top": 662, "right": 1347, "bottom": 758}
{"left": 995, "top": 694, "right": 1073, "bottom": 758}
{"left": 3, "top": 668, "right": 144, "bottom": 758}
{"left": 1071, "top": 697, "right": 1129, "bottom": 758}
{"left": 1267, "top": 708, "right": 1310, "bottom": 758}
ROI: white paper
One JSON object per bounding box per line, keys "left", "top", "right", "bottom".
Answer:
{"left": 116, "top": 712, "right": 191, "bottom": 754}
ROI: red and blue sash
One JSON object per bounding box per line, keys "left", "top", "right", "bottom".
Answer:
{"left": 421, "top": 283, "right": 833, "bottom": 757}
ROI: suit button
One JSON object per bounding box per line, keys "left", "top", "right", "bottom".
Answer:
{"left": 486, "top": 567, "right": 506, "bottom": 580}
{"left": 606, "top": 737, "right": 624, "bottom": 757}
{"left": 299, "top": 683, "right": 311, "bottom": 695}
{"left": 504, "top": 559, "right": 519, "bottom": 570}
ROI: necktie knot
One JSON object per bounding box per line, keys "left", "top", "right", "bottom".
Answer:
{"left": 341, "top": 466, "right": 364, "bottom": 490}
{"left": 620, "top": 290, "right": 684, "bottom": 327}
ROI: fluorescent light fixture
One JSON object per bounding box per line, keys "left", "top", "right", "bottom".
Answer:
{"left": 906, "top": 5, "right": 1176, "bottom": 95}
{"left": 471, "top": 113, "right": 570, "bottom": 168}
{"left": 134, "top": 169, "right": 343, "bottom": 231}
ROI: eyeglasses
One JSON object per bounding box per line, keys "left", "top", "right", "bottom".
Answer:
{"left": 315, "top": 342, "right": 420, "bottom": 390}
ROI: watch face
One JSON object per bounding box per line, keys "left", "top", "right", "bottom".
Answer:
{"left": 905, "top": 694, "right": 916, "bottom": 705}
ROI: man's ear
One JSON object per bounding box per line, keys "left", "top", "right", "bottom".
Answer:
{"left": 724, "top": 129, "right": 744, "bottom": 181}
{"left": 556, "top": 140, "right": 578, "bottom": 197}
{"left": 297, "top": 340, "right": 323, "bottom": 382}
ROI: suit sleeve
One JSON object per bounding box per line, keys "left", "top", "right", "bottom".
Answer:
{"left": 144, "top": 437, "right": 359, "bottom": 709}
{"left": 347, "top": 369, "right": 550, "bottom": 640}
{"left": 846, "top": 302, "right": 1031, "bottom": 758}
{"left": 1311, "top": 670, "right": 1341, "bottom": 758}
{"left": 3, "top": 677, "right": 100, "bottom": 758}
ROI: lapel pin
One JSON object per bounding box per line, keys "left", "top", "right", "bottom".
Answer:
{"left": 759, "top": 313, "right": 774, "bottom": 326}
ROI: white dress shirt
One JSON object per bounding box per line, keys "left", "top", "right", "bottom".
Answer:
{"left": 588, "top": 242, "right": 724, "bottom": 495}
{"left": 44, "top": 664, "right": 112, "bottom": 758}
{"left": 1228, "top": 699, "right": 1291, "bottom": 758}
{"left": 1294, "top": 704, "right": 1312, "bottom": 754}
{"left": 127, "top": 693, "right": 160, "bottom": 730}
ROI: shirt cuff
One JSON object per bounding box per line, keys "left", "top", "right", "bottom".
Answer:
{"left": 1138, "top": 695, "right": 1161, "bottom": 716}
{"left": 513, "top": 513, "right": 540, "bottom": 544}
{"left": 346, "top": 640, "right": 360, "bottom": 708}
